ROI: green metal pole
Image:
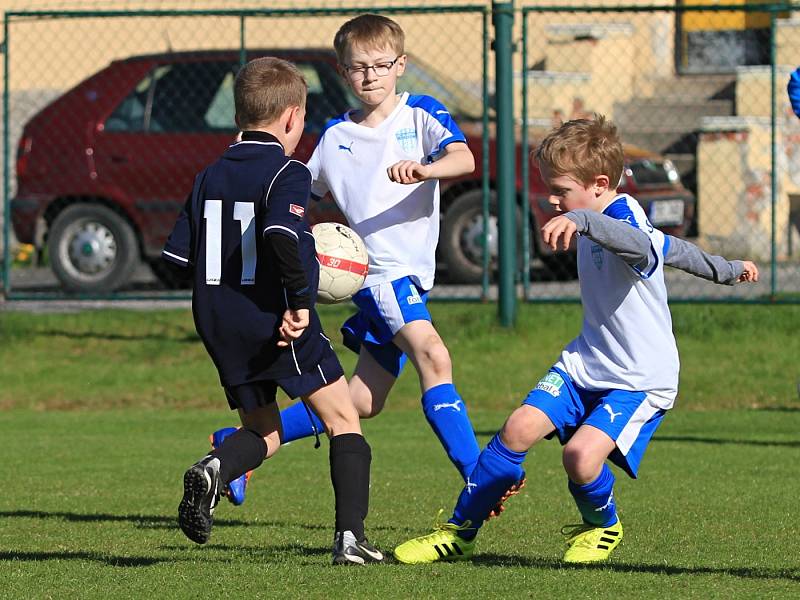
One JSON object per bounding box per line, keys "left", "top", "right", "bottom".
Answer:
{"left": 493, "top": 1, "right": 516, "bottom": 325}
{"left": 2, "top": 13, "right": 9, "bottom": 298}
{"left": 481, "top": 9, "right": 490, "bottom": 301}
{"left": 769, "top": 11, "right": 776, "bottom": 300}
{"left": 239, "top": 15, "right": 246, "bottom": 68}
{"left": 521, "top": 10, "right": 530, "bottom": 299}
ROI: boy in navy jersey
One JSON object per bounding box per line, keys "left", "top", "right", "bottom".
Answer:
{"left": 394, "top": 116, "right": 759, "bottom": 565}
{"left": 163, "top": 57, "right": 383, "bottom": 565}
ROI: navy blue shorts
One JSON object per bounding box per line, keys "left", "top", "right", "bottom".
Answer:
{"left": 224, "top": 343, "right": 344, "bottom": 413}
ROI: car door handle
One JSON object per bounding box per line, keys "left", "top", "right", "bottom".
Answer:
{"left": 110, "top": 155, "right": 128, "bottom": 164}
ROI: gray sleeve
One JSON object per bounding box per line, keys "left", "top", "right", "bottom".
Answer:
{"left": 565, "top": 209, "right": 651, "bottom": 267}
{"left": 663, "top": 235, "right": 744, "bottom": 285}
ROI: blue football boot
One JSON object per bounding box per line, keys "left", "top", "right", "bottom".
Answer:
{"left": 209, "top": 427, "right": 252, "bottom": 506}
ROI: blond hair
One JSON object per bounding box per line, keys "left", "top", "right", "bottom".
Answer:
{"left": 334, "top": 13, "right": 405, "bottom": 64}
{"left": 535, "top": 115, "right": 624, "bottom": 187}
{"left": 234, "top": 57, "right": 306, "bottom": 130}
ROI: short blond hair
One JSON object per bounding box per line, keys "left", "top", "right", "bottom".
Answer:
{"left": 234, "top": 57, "right": 306, "bottom": 130}
{"left": 334, "top": 13, "right": 405, "bottom": 64}
{"left": 535, "top": 115, "right": 624, "bottom": 187}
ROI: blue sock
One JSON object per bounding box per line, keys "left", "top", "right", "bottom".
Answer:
{"left": 280, "top": 401, "right": 324, "bottom": 443}
{"left": 568, "top": 463, "right": 618, "bottom": 527}
{"left": 421, "top": 383, "right": 481, "bottom": 481}
{"left": 450, "top": 434, "right": 526, "bottom": 539}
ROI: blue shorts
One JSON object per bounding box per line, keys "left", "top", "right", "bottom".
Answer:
{"left": 224, "top": 343, "right": 344, "bottom": 413}
{"left": 341, "top": 276, "right": 431, "bottom": 377}
{"left": 523, "top": 367, "right": 666, "bottom": 478}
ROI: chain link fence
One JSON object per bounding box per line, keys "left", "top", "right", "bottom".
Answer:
{"left": 520, "top": 2, "right": 799, "bottom": 302}
{"left": 1, "top": 2, "right": 491, "bottom": 300}
{"left": 1, "top": 1, "right": 798, "bottom": 303}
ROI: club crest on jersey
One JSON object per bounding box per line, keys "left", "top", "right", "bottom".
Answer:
{"left": 591, "top": 244, "right": 604, "bottom": 270}
{"left": 289, "top": 204, "right": 305, "bottom": 217}
{"left": 536, "top": 372, "right": 564, "bottom": 397}
{"left": 395, "top": 128, "right": 418, "bottom": 152}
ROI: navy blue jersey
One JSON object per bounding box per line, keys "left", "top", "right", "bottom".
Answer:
{"left": 162, "top": 132, "right": 326, "bottom": 386}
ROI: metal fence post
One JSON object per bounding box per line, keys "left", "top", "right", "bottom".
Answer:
{"left": 769, "top": 8, "right": 777, "bottom": 301}
{"left": 2, "top": 13, "right": 9, "bottom": 299}
{"left": 493, "top": 1, "right": 516, "bottom": 326}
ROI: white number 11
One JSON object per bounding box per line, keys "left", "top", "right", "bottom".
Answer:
{"left": 203, "top": 200, "right": 256, "bottom": 286}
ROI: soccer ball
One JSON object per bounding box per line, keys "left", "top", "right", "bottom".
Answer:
{"left": 312, "top": 222, "right": 368, "bottom": 304}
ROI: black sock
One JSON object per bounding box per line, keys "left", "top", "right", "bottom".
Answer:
{"left": 329, "top": 433, "right": 371, "bottom": 541}
{"left": 209, "top": 428, "right": 267, "bottom": 485}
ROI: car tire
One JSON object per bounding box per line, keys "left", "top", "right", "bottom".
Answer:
{"left": 48, "top": 203, "right": 139, "bottom": 293}
{"left": 441, "top": 188, "right": 497, "bottom": 284}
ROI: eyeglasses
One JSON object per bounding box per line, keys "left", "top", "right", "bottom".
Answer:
{"left": 343, "top": 56, "right": 401, "bottom": 79}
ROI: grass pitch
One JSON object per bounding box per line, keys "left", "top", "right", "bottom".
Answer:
{"left": 1, "top": 303, "right": 799, "bottom": 598}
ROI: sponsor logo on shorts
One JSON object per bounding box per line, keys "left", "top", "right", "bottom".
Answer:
{"left": 406, "top": 285, "right": 422, "bottom": 305}
{"left": 536, "top": 372, "right": 564, "bottom": 397}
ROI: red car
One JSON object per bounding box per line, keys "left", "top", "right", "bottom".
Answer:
{"left": 12, "top": 49, "right": 694, "bottom": 291}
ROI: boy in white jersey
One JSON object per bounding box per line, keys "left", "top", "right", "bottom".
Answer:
{"left": 273, "top": 13, "right": 497, "bottom": 496}
{"left": 394, "top": 116, "right": 759, "bottom": 565}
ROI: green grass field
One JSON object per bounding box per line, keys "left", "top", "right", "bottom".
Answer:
{"left": 1, "top": 304, "right": 799, "bottom": 598}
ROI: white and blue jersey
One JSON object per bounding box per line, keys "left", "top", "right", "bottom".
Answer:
{"left": 307, "top": 92, "right": 467, "bottom": 291}
{"left": 524, "top": 194, "right": 680, "bottom": 477}
{"left": 556, "top": 194, "right": 679, "bottom": 410}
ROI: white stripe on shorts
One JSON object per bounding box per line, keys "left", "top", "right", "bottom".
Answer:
{"left": 615, "top": 395, "right": 661, "bottom": 455}
{"left": 374, "top": 281, "right": 406, "bottom": 336}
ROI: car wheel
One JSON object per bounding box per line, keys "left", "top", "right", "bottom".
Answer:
{"left": 48, "top": 203, "right": 139, "bottom": 292}
{"left": 441, "top": 189, "right": 498, "bottom": 284}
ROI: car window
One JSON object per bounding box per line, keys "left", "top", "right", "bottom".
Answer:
{"left": 149, "top": 61, "right": 238, "bottom": 133}
{"left": 627, "top": 159, "right": 674, "bottom": 187}
{"left": 302, "top": 60, "right": 356, "bottom": 133}
{"left": 204, "top": 70, "right": 236, "bottom": 130}
{"left": 104, "top": 57, "right": 357, "bottom": 135}
{"left": 104, "top": 70, "right": 154, "bottom": 132}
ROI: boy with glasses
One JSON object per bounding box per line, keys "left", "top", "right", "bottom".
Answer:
{"left": 275, "top": 13, "right": 511, "bottom": 503}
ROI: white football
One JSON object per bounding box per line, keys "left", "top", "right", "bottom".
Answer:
{"left": 312, "top": 222, "right": 368, "bottom": 304}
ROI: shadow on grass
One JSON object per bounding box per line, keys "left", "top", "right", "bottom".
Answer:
{"left": 474, "top": 553, "right": 800, "bottom": 582}
{"left": 0, "top": 510, "right": 248, "bottom": 529}
{"left": 0, "top": 550, "right": 168, "bottom": 567}
{"left": 653, "top": 435, "right": 800, "bottom": 449}
{"left": 474, "top": 432, "right": 800, "bottom": 449}
{"left": 32, "top": 328, "right": 198, "bottom": 343}
{"left": 0, "top": 510, "right": 405, "bottom": 534}
{"left": 163, "top": 543, "right": 331, "bottom": 559}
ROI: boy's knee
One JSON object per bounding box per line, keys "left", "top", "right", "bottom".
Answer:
{"left": 562, "top": 444, "right": 603, "bottom": 484}
{"left": 501, "top": 407, "right": 540, "bottom": 452}
{"left": 417, "top": 336, "right": 452, "bottom": 377}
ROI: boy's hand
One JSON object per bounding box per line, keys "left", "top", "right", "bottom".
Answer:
{"left": 387, "top": 160, "right": 432, "bottom": 184}
{"left": 277, "top": 308, "right": 310, "bottom": 347}
{"left": 542, "top": 215, "right": 578, "bottom": 251}
{"left": 738, "top": 260, "right": 759, "bottom": 283}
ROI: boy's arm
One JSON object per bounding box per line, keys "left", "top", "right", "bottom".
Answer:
{"left": 560, "top": 209, "right": 652, "bottom": 267}
{"left": 263, "top": 161, "right": 313, "bottom": 311}
{"left": 663, "top": 235, "right": 757, "bottom": 284}
{"left": 387, "top": 141, "right": 474, "bottom": 184}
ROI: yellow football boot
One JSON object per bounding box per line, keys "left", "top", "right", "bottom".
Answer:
{"left": 562, "top": 520, "right": 623, "bottom": 563}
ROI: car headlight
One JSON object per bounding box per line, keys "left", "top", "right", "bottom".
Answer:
{"left": 663, "top": 159, "right": 680, "bottom": 184}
